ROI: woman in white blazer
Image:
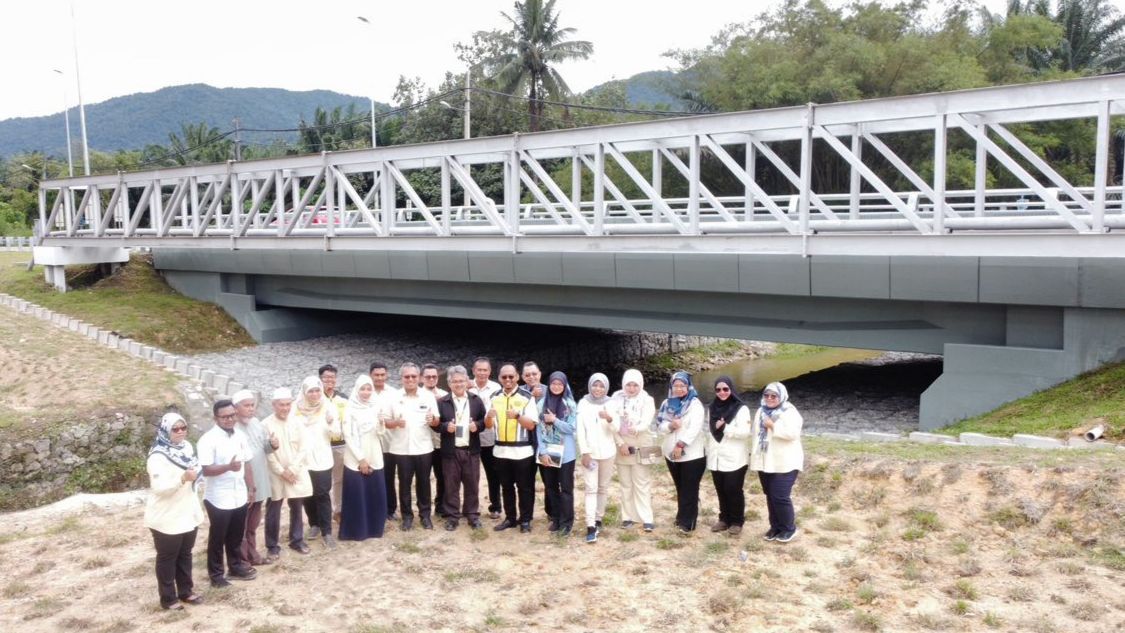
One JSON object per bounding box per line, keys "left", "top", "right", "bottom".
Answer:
{"left": 705, "top": 376, "right": 752, "bottom": 536}
{"left": 749, "top": 381, "right": 804, "bottom": 543}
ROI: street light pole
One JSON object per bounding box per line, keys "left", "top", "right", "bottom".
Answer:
{"left": 53, "top": 69, "right": 74, "bottom": 177}
{"left": 70, "top": 2, "right": 90, "bottom": 175}
{"left": 356, "top": 16, "right": 377, "bottom": 148}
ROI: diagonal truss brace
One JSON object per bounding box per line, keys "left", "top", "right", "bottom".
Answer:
{"left": 950, "top": 114, "right": 1088, "bottom": 232}
{"left": 813, "top": 126, "right": 932, "bottom": 233}
{"left": 700, "top": 136, "right": 801, "bottom": 234}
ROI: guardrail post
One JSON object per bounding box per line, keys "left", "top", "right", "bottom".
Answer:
{"left": 1092, "top": 100, "right": 1109, "bottom": 233}
{"left": 849, "top": 126, "right": 862, "bottom": 220}
{"left": 593, "top": 143, "right": 605, "bottom": 235}
{"left": 799, "top": 103, "right": 814, "bottom": 237}
{"left": 933, "top": 114, "right": 947, "bottom": 234}
{"left": 688, "top": 135, "right": 700, "bottom": 235}
{"left": 744, "top": 140, "right": 755, "bottom": 221}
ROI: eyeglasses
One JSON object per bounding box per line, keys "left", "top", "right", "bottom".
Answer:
{"left": 715, "top": 386, "right": 731, "bottom": 393}
{"left": 171, "top": 425, "right": 188, "bottom": 432}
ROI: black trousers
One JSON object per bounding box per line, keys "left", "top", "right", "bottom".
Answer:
{"left": 496, "top": 455, "right": 536, "bottom": 524}
{"left": 479, "top": 445, "right": 501, "bottom": 513}
{"left": 150, "top": 528, "right": 196, "bottom": 607}
{"left": 711, "top": 466, "right": 748, "bottom": 526}
{"left": 203, "top": 500, "right": 249, "bottom": 581}
{"left": 383, "top": 451, "right": 397, "bottom": 515}
{"left": 264, "top": 497, "right": 306, "bottom": 553}
{"left": 540, "top": 460, "right": 575, "bottom": 529}
{"left": 303, "top": 468, "right": 333, "bottom": 537}
{"left": 759, "top": 470, "right": 800, "bottom": 533}
{"left": 666, "top": 457, "right": 706, "bottom": 531}
{"left": 431, "top": 448, "right": 447, "bottom": 516}
{"left": 393, "top": 453, "right": 433, "bottom": 519}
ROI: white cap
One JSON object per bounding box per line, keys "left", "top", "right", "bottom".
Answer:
{"left": 271, "top": 387, "right": 294, "bottom": 401}
{"left": 231, "top": 389, "right": 255, "bottom": 405}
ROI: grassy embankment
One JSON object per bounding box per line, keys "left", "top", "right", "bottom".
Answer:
{"left": 0, "top": 251, "right": 253, "bottom": 354}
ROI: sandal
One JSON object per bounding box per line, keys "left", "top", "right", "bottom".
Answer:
{"left": 180, "top": 594, "right": 204, "bottom": 605}
{"left": 162, "top": 602, "right": 185, "bottom": 611}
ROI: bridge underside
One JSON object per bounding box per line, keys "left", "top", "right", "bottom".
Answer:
{"left": 154, "top": 248, "right": 1125, "bottom": 430}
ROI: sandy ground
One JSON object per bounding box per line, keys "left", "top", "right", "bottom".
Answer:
{"left": 0, "top": 450, "right": 1122, "bottom": 633}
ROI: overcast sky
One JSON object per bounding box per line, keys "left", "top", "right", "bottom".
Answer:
{"left": 2, "top": 0, "right": 1011, "bottom": 122}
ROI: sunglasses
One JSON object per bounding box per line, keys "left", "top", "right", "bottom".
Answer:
{"left": 171, "top": 425, "right": 188, "bottom": 432}
{"left": 715, "top": 386, "right": 731, "bottom": 393}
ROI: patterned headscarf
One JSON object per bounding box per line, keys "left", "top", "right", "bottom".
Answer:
{"left": 757, "top": 382, "right": 790, "bottom": 454}
{"left": 149, "top": 412, "right": 198, "bottom": 473}
{"left": 656, "top": 371, "right": 698, "bottom": 429}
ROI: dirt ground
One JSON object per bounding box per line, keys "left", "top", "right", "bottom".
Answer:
{"left": 0, "top": 450, "right": 1122, "bottom": 633}
{"left": 0, "top": 304, "right": 181, "bottom": 435}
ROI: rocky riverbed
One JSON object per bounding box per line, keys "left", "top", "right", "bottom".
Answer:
{"left": 186, "top": 315, "right": 939, "bottom": 435}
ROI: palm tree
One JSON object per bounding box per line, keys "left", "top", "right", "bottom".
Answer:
{"left": 167, "top": 122, "right": 233, "bottom": 165}
{"left": 1005, "top": 0, "right": 1125, "bottom": 72}
{"left": 484, "top": 0, "right": 593, "bottom": 132}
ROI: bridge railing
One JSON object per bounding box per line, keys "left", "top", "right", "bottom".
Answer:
{"left": 36, "top": 75, "right": 1125, "bottom": 255}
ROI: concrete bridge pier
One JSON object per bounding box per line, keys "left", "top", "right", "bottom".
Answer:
{"left": 920, "top": 308, "right": 1125, "bottom": 429}
{"left": 32, "top": 246, "right": 130, "bottom": 292}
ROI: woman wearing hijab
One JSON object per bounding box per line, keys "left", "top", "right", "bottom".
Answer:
{"left": 705, "top": 376, "right": 752, "bottom": 536}
{"left": 339, "top": 374, "right": 388, "bottom": 540}
{"left": 612, "top": 369, "right": 657, "bottom": 532}
{"left": 657, "top": 371, "right": 707, "bottom": 533}
{"left": 577, "top": 373, "right": 619, "bottom": 543}
{"left": 535, "top": 371, "right": 578, "bottom": 536}
{"left": 144, "top": 412, "right": 204, "bottom": 610}
{"left": 749, "top": 381, "right": 804, "bottom": 543}
{"left": 293, "top": 375, "right": 342, "bottom": 549}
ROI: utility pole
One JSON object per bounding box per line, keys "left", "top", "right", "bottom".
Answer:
{"left": 71, "top": 2, "right": 90, "bottom": 176}
{"left": 232, "top": 117, "right": 242, "bottom": 161}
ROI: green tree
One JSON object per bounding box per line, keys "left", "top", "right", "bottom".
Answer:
{"left": 482, "top": 0, "right": 593, "bottom": 131}
{"left": 1006, "top": 0, "right": 1125, "bottom": 72}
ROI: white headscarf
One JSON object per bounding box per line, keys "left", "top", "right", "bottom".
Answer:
{"left": 346, "top": 374, "right": 379, "bottom": 442}
{"left": 149, "top": 413, "right": 198, "bottom": 483}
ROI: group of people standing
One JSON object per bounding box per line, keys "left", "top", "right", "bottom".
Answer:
{"left": 142, "top": 357, "right": 804, "bottom": 610}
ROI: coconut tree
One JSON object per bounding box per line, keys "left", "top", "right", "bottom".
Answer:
{"left": 484, "top": 0, "right": 593, "bottom": 132}
{"left": 1005, "top": 0, "right": 1125, "bottom": 72}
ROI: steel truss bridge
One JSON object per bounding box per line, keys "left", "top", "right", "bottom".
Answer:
{"left": 36, "top": 75, "right": 1125, "bottom": 258}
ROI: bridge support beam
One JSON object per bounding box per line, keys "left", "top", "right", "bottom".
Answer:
{"left": 920, "top": 308, "right": 1125, "bottom": 429}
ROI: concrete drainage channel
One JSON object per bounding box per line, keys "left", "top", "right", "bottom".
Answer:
{"left": 0, "top": 292, "right": 244, "bottom": 407}
{"left": 1, "top": 290, "right": 1121, "bottom": 453}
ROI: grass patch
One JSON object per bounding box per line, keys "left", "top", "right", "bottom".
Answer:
{"left": 939, "top": 361, "right": 1125, "bottom": 439}
{"left": 825, "top": 597, "right": 853, "bottom": 612}
{"left": 949, "top": 579, "right": 979, "bottom": 600}
{"left": 0, "top": 252, "right": 253, "bottom": 354}
{"left": 617, "top": 531, "right": 639, "bottom": 543}
{"left": 851, "top": 610, "right": 882, "bottom": 631}
{"left": 66, "top": 456, "right": 146, "bottom": 495}
{"left": 820, "top": 516, "right": 853, "bottom": 532}
{"left": 655, "top": 537, "right": 684, "bottom": 550}
{"left": 1089, "top": 545, "right": 1125, "bottom": 571}
{"left": 638, "top": 340, "right": 753, "bottom": 373}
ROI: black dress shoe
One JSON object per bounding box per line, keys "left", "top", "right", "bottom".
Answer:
{"left": 547, "top": 520, "right": 559, "bottom": 533}
{"left": 519, "top": 522, "right": 531, "bottom": 533}
{"left": 445, "top": 519, "right": 458, "bottom": 531}
{"left": 210, "top": 577, "right": 231, "bottom": 589}
{"left": 421, "top": 516, "right": 434, "bottom": 530}
{"left": 493, "top": 518, "right": 517, "bottom": 531}
{"left": 488, "top": 510, "right": 501, "bottom": 520}
{"left": 469, "top": 519, "right": 483, "bottom": 529}
{"left": 401, "top": 516, "right": 414, "bottom": 531}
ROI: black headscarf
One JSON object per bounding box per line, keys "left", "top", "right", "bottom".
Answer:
{"left": 709, "top": 375, "right": 743, "bottom": 442}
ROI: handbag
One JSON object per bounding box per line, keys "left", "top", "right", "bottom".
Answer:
{"left": 635, "top": 446, "right": 662, "bottom": 466}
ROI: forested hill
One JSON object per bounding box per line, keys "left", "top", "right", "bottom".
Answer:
{"left": 585, "top": 70, "right": 689, "bottom": 110}
{"left": 0, "top": 84, "right": 376, "bottom": 157}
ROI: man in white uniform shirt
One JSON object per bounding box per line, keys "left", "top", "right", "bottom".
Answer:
{"left": 197, "top": 399, "right": 258, "bottom": 588}
{"left": 387, "top": 362, "right": 439, "bottom": 530}
{"left": 470, "top": 357, "right": 502, "bottom": 519}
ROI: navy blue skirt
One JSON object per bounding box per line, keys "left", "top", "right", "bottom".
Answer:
{"left": 339, "top": 467, "right": 387, "bottom": 540}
